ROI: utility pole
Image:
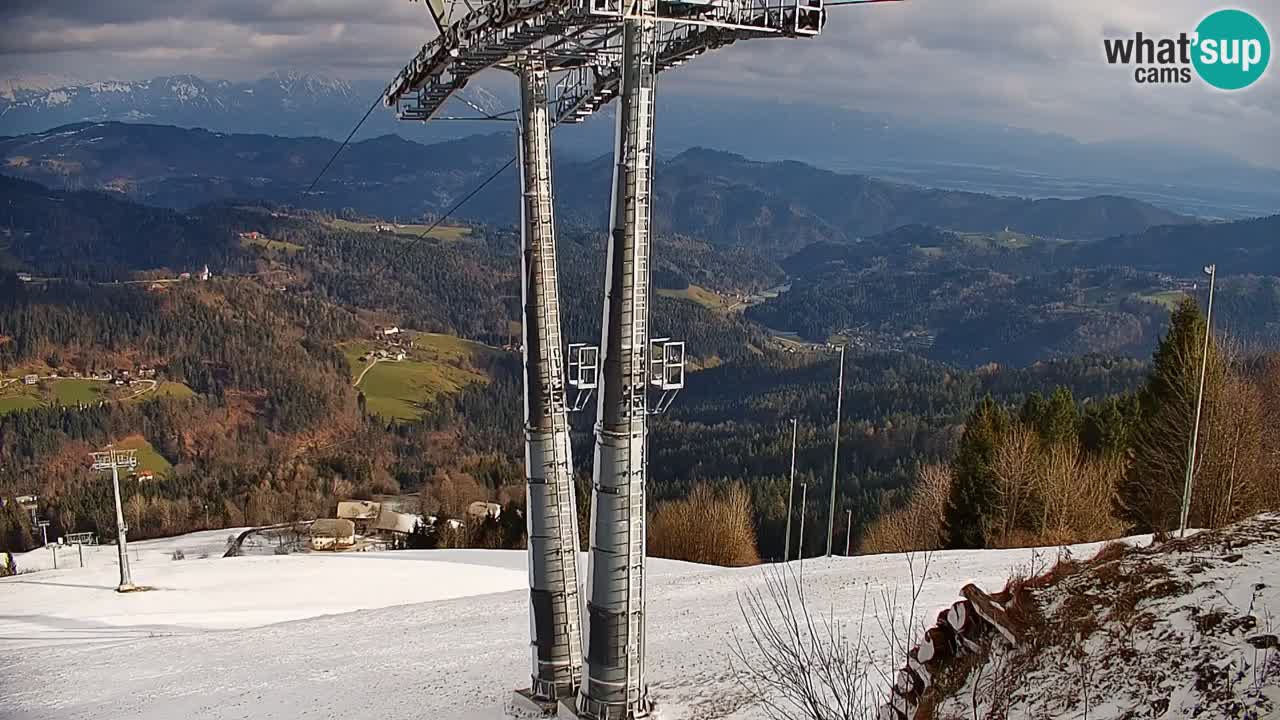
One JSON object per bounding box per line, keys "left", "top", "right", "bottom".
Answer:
{"left": 798, "top": 483, "right": 808, "bottom": 572}
{"left": 1179, "top": 263, "right": 1216, "bottom": 538}
{"left": 845, "top": 509, "right": 853, "bottom": 556}
{"left": 783, "top": 418, "right": 798, "bottom": 563}
{"left": 90, "top": 449, "right": 138, "bottom": 592}
{"left": 826, "top": 345, "right": 846, "bottom": 557}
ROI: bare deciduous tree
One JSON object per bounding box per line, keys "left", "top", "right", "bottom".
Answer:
{"left": 650, "top": 482, "right": 760, "bottom": 567}
{"left": 730, "top": 554, "right": 932, "bottom": 720}
{"left": 862, "top": 465, "right": 952, "bottom": 554}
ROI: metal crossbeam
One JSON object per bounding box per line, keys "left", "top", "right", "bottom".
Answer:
{"left": 385, "top": 0, "right": 822, "bottom": 123}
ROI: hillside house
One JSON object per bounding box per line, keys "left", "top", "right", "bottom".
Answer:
{"left": 374, "top": 507, "right": 420, "bottom": 536}
{"left": 22, "top": 374, "right": 38, "bottom": 385}
{"left": 310, "top": 518, "right": 356, "bottom": 551}
{"left": 467, "top": 501, "right": 503, "bottom": 521}
{"left": 336, "top": 500, "right": 381, "bottom": 535}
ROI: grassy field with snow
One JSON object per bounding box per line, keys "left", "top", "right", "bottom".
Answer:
{"left": 0, "top": 527, "right": 1158, "bottom": 720}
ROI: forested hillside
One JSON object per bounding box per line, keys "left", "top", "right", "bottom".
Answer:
{"left": 1, "top": 123, "right": 1191, "bottom": 252}
{"left": 748, "top": 222, "right": 1280, "bottom": 365}
{"left": 1, "top": 129, "right": 1275, "bottom": 561}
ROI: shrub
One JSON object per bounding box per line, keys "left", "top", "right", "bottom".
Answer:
{"left": 649, "top": 482, "right": 760, "bottom": 567}
{"left": 862, "top": 464, "right": 952, "bottom": 554}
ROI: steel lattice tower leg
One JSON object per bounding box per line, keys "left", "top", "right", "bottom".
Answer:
{"left": 576, "top": 10, "right": 658, "bottom": 720}
{"left": 516, "top": 56, "right": 585, "bottom": 705}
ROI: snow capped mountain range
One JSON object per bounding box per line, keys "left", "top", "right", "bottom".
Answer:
{"left": 0, "top": 71, "right": 507, "bottom": 143}
{"left": 2, "top": 71, "right": 1277, "bottom": 218}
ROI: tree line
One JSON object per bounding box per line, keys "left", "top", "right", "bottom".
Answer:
{"left": 865, "top": 298, "right": 1280, "bottom": 553}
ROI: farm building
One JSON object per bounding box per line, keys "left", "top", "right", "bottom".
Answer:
{"left": 310, "top": 519, "right": 356, "bottom": 551}
{"left": 335, "top": 500, "right": 421, "bottom": 539}
{"left": 336, "top": 500, "right": 381, "bottom": 535}
{"left": 374, "top": 507, "right": 419, "bottom": 536}
{"left": 467, "top": 501, "right": 503, "bottom": 521}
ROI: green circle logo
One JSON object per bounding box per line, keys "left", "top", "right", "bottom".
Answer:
{"left": 1193, "top": 9, "right": 1270, "bottom": 90}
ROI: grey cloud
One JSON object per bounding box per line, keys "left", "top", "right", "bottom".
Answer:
{"left": 0, "top": 0, "right": 1275, "bottom": 168}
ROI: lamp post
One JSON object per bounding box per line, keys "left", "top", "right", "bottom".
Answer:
{"left": 1179, "top": 263, "right": 1216, "bottom": 538}
{"left": 90, "top": 449, "right": 138, "bottom": 592}
{"left": 783, "top": 419, "right": 798, "bottom": 563}
{"left": 798, "top": 483, "right": 808, "bottom": 573}
{"left": 845, "top": 508, "right": 853, "bottom": 556}
{"left": 826, "top": 345, "right": 845, "bottom": 557}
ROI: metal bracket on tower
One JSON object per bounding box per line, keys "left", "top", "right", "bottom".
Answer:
{"left": 647, "top": 337, "right": 684, "bottom": 414}
{"left": 568, "top": 342, "right": 601, "bottom": 411}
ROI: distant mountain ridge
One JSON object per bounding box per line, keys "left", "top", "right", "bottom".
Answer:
{"left": 0, "top": 122, "right": 1194, "bottom": 256}
{"left": 3, "top": 72, "right": 1278, "bottom": 218}
{"left": 0, "top": 71, "right": 506, "bottom": 145}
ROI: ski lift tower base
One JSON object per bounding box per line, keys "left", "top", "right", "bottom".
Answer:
{"left": 509, "top": 689, "right": 557, "bottom": 717}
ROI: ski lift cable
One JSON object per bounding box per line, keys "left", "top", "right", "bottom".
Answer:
{"left": 303, "top": 94, "right": 518, "bottom": 196}
{"left": 365, "top": 154, "right": 517, "bottom": 279}
{"left": 304, "top": 94, "right": 384, "bottom": 196}
{"left": 365, "top": 109, "right": 577, "bottom": 277}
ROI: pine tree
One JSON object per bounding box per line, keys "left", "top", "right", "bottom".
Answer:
{"left": 1039, "top": 387, "right": 1080, "bottom": 446}
{"left": 1082, "top": 395, "right": 1139, "bottom": 457}
{"left": 1123, "top": 298, "right": 1223, "bottom": 531}
{"left": 944, "top": 396, "right": 1010, "bottom": 549}
{"left": 0, "top": 498, "right": 35, "bottom": 553}
{"left": 1019, "top": 392, "right": 1047, "bottom": 427}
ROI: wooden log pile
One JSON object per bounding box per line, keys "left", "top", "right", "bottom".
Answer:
{"left": 875, "top": 583, "right": 1029, "bottom": 720}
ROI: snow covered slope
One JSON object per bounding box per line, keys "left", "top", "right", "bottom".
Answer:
{"left": 1, "top": 530, "right": 528, "bottom": 650}
{"left": 0, "top": 528, "right": 1227, "bottom": 720}
{"left": 929, "top": 514, "right": 1280, "bottom": 720}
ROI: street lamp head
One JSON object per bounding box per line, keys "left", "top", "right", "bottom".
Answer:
{"left": 1203, "top": 264, "right": 1216, "bottom": 275}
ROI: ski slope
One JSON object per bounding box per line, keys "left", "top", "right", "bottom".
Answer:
{"left": 2, "top": 531, "right": 1140, "bottom": 720}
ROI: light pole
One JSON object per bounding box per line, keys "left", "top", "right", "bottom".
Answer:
{"left": 798, "top": 483, "right": 808, "bottom": 571}
{"left": 845, "top": 509, "right": 853, "bottom": 556}
{"left": 783, "top": 418, "right": 798, "bottom": 563}
{"left": 826, "top": 345, "right": 846, "bottom": 557}
{"left": 90, "top": 449, "right": 138, "bottom": 592}
{"left": 1179, "top": 264, "right": 1216, "bottom": 538}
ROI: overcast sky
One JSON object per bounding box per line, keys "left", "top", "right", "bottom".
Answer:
{"left": 1, "top": 0, "right": 1276, "bottom": 168}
